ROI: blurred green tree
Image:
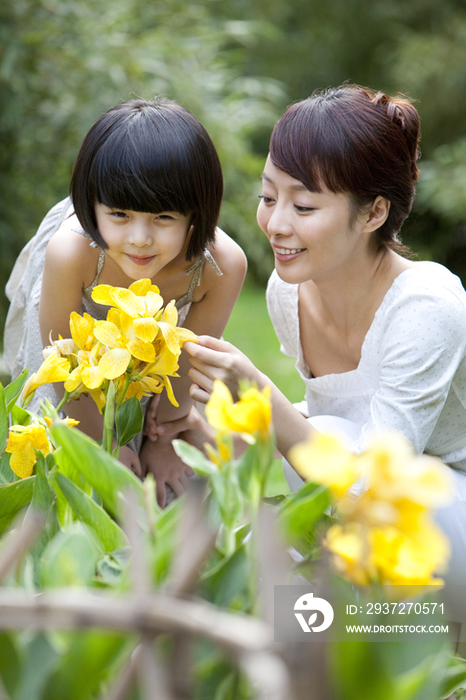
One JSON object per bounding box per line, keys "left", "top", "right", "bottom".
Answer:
{"left": 0, "top": 0, "right": 286, "bottom": 329}
{"left": 2, "top": 0, "right": 466, "bottom": 334}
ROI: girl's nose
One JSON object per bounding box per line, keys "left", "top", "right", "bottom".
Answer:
{"left": 127, "top": 221, "right": 152, "bottom": 246}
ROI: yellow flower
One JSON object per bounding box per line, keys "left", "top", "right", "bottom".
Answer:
{"left": 69, "top": 311, "right": 97, "bottom": 351}
{"left": 204, "top": 434, "right": 233, "bottom": 468}
{"left": 205, "top": 380, "right": 272, "bottom": 441}
{"left": 362, "top": 432, "right": 452, "bottom": 508}
{"left": 92, "top": 280, "right": 163, "bottom": 343}
{"left": 325, "top": 522, "right": 375, "bottom": 586}
{"left": 369, "top": 517, "right": 450, "bottom": 586}
{"left": 288, "top": 431, "right": 359, "bottom": 500}
{"left": 5, "top": 424, "right": 51, "bottom": 478}
{"left": 21, "top": 350, "right": 71, "bottom": 404}
{"left": 43, "top": 416, "right": 80, "bottom": 428}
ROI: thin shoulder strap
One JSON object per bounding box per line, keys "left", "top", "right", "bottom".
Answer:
{"left": 175, "top": 252, "right": 223, "bottom": 311}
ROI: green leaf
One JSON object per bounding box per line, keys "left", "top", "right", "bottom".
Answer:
{"left": 0, "top": 383, "right": 8, "bottom": 454}
{"left": 115, "top": 396, "right": 143, "bottom": 447}
{"left": 0, "top": 633, "right": 21, "bottom": 697}
{"left": 14, "top": 633, "right": 58, "bottom": 700}
{"left": 10, "top": 403, "right": 32, "bottom": 426}
{"left": 49, "top": 424, "right": 143, "bottom": 518}
{"left": 263, "top": 458, "right": 290, "bottom": 498}
{"left": 278, "top": 484, "right": 330, "bottom": 552}
{"left": 0, "top": 477, "right": 35, "bottom": 534}
{"left": 4, "top": 368, "right": 28, "bottom": 411}
{"left": 0, "top": 449, "right": 16, "bottom": 484}
{"left": 41, "top": 524, "right": 100, "bottom": 588}
{"left": 43, "top": 631, "right": 130, "bottom": 700}
{"left": 53, "top": 472, "right": 128, "bottom": 553}
{"left": 30, "top": 452, "right": 54, "bottom": 513}
{"left": 201, "top": 545, "right": 250, "bottom": 610}
{"left": 438, "top": 655, "right": 466, "bottom": 698}
{"left": 173, "top": 439, "right": 218, "bottom": 475}
{"left": 96, "top": 548, "right": 130, "bottom": 585}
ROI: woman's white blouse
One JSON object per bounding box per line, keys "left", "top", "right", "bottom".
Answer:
{"left": 266, "top": 261, "right": 466, "bottom": 471}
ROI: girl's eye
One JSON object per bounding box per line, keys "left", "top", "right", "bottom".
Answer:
{"left": 295, "top": 205, "right": 315, "bottom": 213}
{"left": 156, "top": 214, "right": 175, "bottom": 220}
{"left": 258, "top": 195, "right": 274, "bottom": 205}
{"left": 110, "top": 211, "right": 128, "bottom": 219}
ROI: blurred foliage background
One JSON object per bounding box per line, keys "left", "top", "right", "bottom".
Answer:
{"left": 2, "top": 0, "right": 466, "bottom": 336}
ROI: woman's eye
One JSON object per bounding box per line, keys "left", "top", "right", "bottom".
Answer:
{"left": 110, "top": 211, "right": 127, "bottom": 219}
{"left": 295, "top": 205, "right": 314, "bottom": 213}
{"left": 156, "top": 214, "right": 175, "bottom": 220}
{"left": 258, "top": 195, "right": 274, "bottom": 204}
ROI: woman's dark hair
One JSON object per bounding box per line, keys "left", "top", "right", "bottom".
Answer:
{"left": 70, "top": 98, "right": 223, "bottom": 259}
{"left": 269, "top": 84, "right": 421, "bottom": 253}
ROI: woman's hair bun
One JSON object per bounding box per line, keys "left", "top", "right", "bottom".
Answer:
{"left": 374, "top": 92, "right": 421, "bottom": 181}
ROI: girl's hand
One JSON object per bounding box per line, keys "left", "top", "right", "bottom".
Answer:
{"left": 144, "top": 394, "right": 161, "bottom": 442}
{"left": 140, "top": 437, "right": 194, "bottom": 508}
{"left": 184, "top": 336, "right": 262, "bottom": 403}
{"left": 156, "top": 405, "right": 215, "bottom": 452}
{"left": 119, "top": 444, "right": 143, "bottom": 478}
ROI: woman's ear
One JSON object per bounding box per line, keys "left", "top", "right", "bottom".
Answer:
{"left": 363, "top": 196, "right": 390, "bottom": 232}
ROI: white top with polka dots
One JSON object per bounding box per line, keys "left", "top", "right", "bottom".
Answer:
{"left": 266, "top": 261, "right": 466, "bottom": 471}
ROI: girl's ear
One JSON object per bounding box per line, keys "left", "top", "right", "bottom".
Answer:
{"left": 363, "top": 196, "right": 390, "bottom": 232}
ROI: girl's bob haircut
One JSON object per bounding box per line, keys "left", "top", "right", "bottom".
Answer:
{"left": 70, "top": 98, "right": 223, "bottom": 260}
{"left": 269, "top": 84, "right": 421, "bottom": 253}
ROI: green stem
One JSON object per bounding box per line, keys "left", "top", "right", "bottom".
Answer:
{"left": 56, "top": 391, "right": 71, "bottom": 412}
{"left": 103, "top": 380, "right": 116, "bottom": 454}
{"left": 115, "top": 373, "right": 132, "bottom": 412}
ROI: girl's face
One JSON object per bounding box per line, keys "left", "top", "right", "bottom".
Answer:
{"left": 95, "top": 205, "right": 192, "bottom": 280}
{"left": 257, "top": 156, "right": 372, "bottom": 286}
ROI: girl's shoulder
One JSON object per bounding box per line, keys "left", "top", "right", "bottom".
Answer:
{"left": 45, "top": 214, "right": 102, "bottom": 288}
{"left": 205, "top": 227, "right": 247, "bottom": 280}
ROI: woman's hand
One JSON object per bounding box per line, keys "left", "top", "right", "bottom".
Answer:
{"left": 184, "top": 336, "right": 263, "bottom": 403}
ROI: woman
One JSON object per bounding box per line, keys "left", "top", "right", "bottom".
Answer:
{"left": 158, "top": 85, "right": 466, "bottom": 607}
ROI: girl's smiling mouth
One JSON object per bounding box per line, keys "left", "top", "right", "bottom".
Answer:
{"left": 126, "top": 254, "right": 156, "bottom": 265}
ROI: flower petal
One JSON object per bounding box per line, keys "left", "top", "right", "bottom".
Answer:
{"left": 127, "top": 339, "right": 156, "bottom": 363}
{"left": 99, "top": 348, "right": 131, "bottom": 379}
{"left": 94, "top": 320, "right": 122, "bottom": 348}
{"left": 133, "top": 317, "right": 159, "bottom": 343}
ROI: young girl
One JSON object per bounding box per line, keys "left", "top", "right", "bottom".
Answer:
{"left": 168, "top": 85, "right": 466, "bottom": 603}
{"left": 4, "top": 98, "right": 247, "bottom": 507}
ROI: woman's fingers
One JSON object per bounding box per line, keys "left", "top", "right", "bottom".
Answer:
{"left": 189, "top": 382, "right": 213, "bottom": 404}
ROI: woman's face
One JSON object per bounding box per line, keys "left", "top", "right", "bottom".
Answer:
{"left": 257, "top": 156, "right": 373, "bottom": 286}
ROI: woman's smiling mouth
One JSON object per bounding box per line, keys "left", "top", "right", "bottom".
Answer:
{"left": 273, "top": 246, "right": 306, "bottom": 261}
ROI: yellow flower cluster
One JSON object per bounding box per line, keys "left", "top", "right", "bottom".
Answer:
{"left": 21, "top": 279, "right": 197, "bottom": 412}
{"left": 206, "top": 380, "right": 272, "bottom": 442}
{"left": 289, "top": 431, "right": 452, "bottom": 588}
{"left": 5, "top": 416, "right": 79, "bottom": 478}
{"left": 203, "top": 380, "right": 272, "bottom": 469}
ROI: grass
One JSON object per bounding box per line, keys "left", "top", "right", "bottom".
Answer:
{"left": 223, "top": 281, "right": 305, "bottom": 405}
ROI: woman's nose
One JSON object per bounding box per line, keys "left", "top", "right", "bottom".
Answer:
{"left": 266, "top": 204, "right": 293, "bottom": 236}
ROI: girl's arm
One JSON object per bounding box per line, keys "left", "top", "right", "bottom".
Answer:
{"left": 184, "top": 336, "right": 314, "bottom": 458}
